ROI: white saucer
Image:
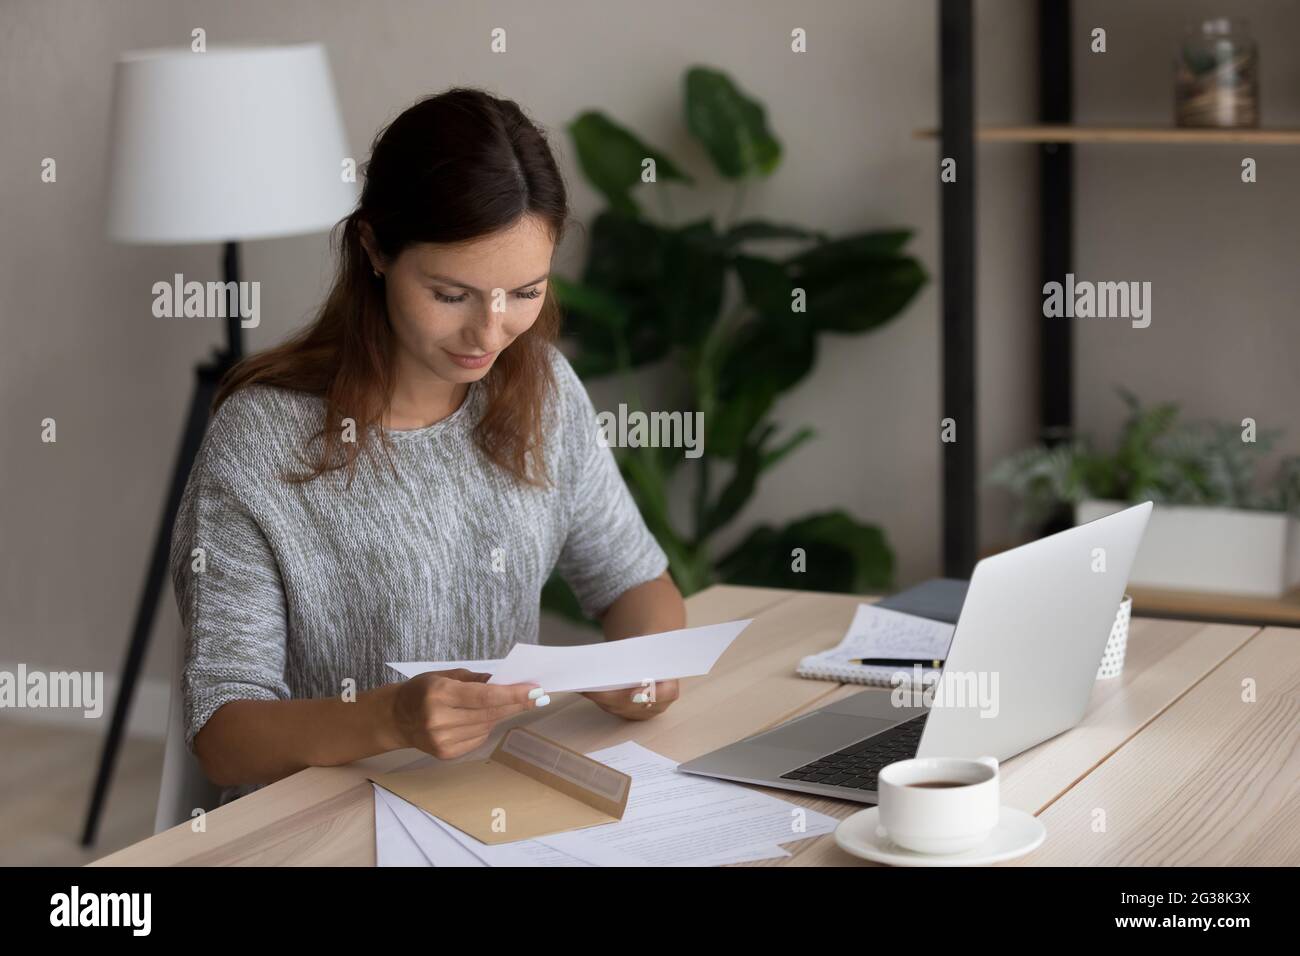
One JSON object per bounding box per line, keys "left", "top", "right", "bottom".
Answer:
{"left": 835, "top": 806, "right": 1046, "bottom": 867}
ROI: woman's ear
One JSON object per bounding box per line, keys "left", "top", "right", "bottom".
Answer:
{"left": 357, "top": 220, "right": 386, "bottom": 278}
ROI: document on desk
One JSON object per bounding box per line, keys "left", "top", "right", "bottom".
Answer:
{"left": 374, "top": 740, "right": 836, "bottom": 867}
{"left": 374, "top": 785, "right": 436, "bottom": 867}
{"left": 387, "top": 619, "right": 751, "bottom": 693}
{"left": 537, "top": 742, "right": 837, "bottom": 866}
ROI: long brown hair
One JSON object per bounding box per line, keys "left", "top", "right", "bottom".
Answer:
{"left": 215, "top": 88, "right": 571, "bottom": 488}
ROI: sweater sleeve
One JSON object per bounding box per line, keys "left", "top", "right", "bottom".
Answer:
{"left": 550, "top": 350, "right": 670, "bottom": 619}
{"left": 169, "top": 403, "right": 292, "bottom": 752}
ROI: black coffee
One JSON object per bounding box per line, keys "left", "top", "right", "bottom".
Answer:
{"left": 907, "top": 780, "right": 969, "bottom": 789}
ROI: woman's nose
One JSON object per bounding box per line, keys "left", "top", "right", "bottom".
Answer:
{"left": 470, "top": 296, "right": 510, "bottom": 348}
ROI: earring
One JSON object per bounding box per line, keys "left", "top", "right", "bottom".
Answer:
{"left": 373, "top": 268, "right": 382, "bottom": 279}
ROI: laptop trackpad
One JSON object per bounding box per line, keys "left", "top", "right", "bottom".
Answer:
{"left": 750, "top": 712, "right": 899, "bottom": 753}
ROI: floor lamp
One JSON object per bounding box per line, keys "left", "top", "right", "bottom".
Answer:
{"left": 82, "top": 43, "right": 355, "bottom": 846}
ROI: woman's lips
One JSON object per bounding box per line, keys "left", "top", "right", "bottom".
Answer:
{"left": 443, "top": 348, "right": 497, "bottom": 369}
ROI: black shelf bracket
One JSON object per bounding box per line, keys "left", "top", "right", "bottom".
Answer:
{"left": 940, "top": 0, "right": 977, "bottom": 577}
{"left": 1039, "top": 0, "right": 1074, "bottom": 448}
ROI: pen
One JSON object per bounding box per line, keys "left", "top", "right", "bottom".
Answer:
{"left": 849, "top": 658, "right": 944, "bottom": 668}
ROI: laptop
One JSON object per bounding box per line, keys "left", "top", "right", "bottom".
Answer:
{"left": 678, "top": 501, "right": 1153, "bottom": 803}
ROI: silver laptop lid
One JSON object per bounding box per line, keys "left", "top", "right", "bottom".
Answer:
{"left": 916, "top": 501, "right": 1152, "bottom": 762}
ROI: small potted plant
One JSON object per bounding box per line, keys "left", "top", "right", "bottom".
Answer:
{"left": 989, "top": 390, "right": 1300, "bottom": 597}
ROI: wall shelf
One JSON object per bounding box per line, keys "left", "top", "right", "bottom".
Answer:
{"left": 915, "top": 124, "right": 1300, "bottom": 145}
{"left": 928, "top": 2, "right": 1297, "bottom": 611}
{"left": 976, "top": 546, "right": 1300, "bottom": 627}
{"left": 1127, "top": 585, "right": 1300, "bottom": 628}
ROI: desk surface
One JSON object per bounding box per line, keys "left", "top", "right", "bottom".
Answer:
{"left": 92, "top": 585, "right": 1298, "bottom": 866}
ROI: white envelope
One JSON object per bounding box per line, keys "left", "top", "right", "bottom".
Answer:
{"left": 387, "top": 619, "right": 750, "bottom": 693}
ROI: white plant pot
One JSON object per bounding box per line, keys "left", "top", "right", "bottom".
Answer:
{"left": 1075, "top": 499, "right": 1300, "bottom": 598}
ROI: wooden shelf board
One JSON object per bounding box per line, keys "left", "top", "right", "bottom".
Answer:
{"left": 982, "top": 543, "right": 1300, "bottom": 627}
{"left": 915, "top": 124, "right": 1300, "bottom": 145}
{"left": 1127, "top": 585, "right": 1300, "bottom": 627}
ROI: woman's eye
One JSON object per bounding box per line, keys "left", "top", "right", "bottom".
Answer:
{"left": 433, "top": 289, "right": 540, "bottom": 303}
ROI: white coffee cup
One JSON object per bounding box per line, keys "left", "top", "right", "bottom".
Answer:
{"left": 876, "top": 756, "right": 1000, "bottom": 854}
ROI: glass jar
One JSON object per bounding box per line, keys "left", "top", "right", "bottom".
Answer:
{"left": 1175, "top": 18, "right": 1259, "bottom": 128}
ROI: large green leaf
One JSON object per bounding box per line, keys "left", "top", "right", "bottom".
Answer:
{"left": 721, "top": 220, "right": 825, "bottom": 249}
{"left": 617, "top": 444, "right": 675, "bottom": 543}
{"left": 699, "top": 423, "right": 814, "bottom": 539}
{"left": 800, "top": 258, "right": 928, "bottom": 334}
{"left": 761, "top": 426, "right": 815, "bottom": 471}
{"left": 568, "top": 112, "right": 692, "bottom": 216}
{"left": 786, "top": 230, "right": 915, "bottom": 270}
{"left": 706, "top": 383, "right": 779, "bottom": 461}
{"left": 707, "top": 317, "right": 816, "bottom": 460}
{"left": 700, "top": 423, "right": 775, "bottom": 538}
{"left": 733, "top": 254, "right": 794, "bottom": 314}
{"left": 716, "top": 510, "right": 895, "bottom": 594}
{"left": 684, "top": 66, "right": 781, "bottom": 179}
{"left": 709, "top": 289, "right": 818, "bottom": 458}
{"left": 575, "top": 214, "right": 728, "bottom": 359}
{"left": 615, "top": 444, "right": 716, "bottom": 594}
{"left": 584, "top": 211, "right": 667, "bottom": 287}
{"left": 550, "top": 274, "right": 627, "bottom": 329}
{"left": 723, "top": 256, "right": 817, "bottom": 397}
{"left": 659, "top": 220, "right": 728, "bottom": 348}
{"left": 785, "top": 232, "right": 928, "bottom": 334}
{"left": 551, "top": 275, "right": 628, "bottom": 377}
{"left": 579, "top": 211, "right": 673, "bottom": 371}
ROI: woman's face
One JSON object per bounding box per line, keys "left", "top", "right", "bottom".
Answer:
{"left": 375, "top": 214, "right": 555, "bottom": 384}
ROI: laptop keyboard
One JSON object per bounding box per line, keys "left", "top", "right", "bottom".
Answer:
{"left": 778, "top": 714, "right": 927, "bottom": 791}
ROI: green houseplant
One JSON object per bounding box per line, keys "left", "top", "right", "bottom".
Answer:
{"left": 988, "top": 389, "right": 1300, "bottom": 598}
{"left": 988, "top": 388, "right": 1300, "bottom": 528}
{"left": 543, "top": 66, "right": 927, "bottom": 623}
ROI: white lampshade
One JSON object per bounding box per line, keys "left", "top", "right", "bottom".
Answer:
{"left": 106, "top": 43, "right": 357, "bottom": 244}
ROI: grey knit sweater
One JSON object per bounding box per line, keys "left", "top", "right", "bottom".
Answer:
{"left": 168, "top": 344, "right": 668, "bottom": 763}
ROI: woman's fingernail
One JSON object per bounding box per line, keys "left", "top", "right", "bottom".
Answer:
{"left": 528, "top": 688, "right": 546, "bottom": 700}
{"left": 534, "top": 694, "right": 551, "bottom": 707}
{"left": 631, "top": 693, "right": 649, "bottom": 704}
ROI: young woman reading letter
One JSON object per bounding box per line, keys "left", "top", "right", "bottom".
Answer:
{"left": 170, "top": 89, "right": 685, "bottom": 797}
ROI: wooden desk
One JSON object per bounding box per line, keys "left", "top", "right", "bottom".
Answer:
{"left": 91, "top": 585, "right": 1296, "bottom": 866}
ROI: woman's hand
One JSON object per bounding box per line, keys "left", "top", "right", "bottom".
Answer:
{"left": 391, "top": 668, "right": 547, "bottom": 759}
{"left": 585, "top": 571, "right": 686, "bottom": 720}
{"left": 581, "top": 679, "right": 679, "bottom": 721}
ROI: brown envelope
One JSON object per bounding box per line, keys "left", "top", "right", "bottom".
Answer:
{"left": 370, "top": 727, "right": 632, "bottom": 845}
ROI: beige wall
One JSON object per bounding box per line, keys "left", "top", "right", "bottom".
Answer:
{"left": 1072, "top": 0, "right": 1300, "bottom": 481}
{"left": 0, "top": 0, "right": 1039, "bottom": 696}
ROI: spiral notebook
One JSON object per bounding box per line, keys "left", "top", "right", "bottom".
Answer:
{"left": 797, "top": 601, "right": 957, "bottom": 687}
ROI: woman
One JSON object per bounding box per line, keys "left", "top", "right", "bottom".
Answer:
{"left": 169, "top": 88, "right": 685, "bottom": 794}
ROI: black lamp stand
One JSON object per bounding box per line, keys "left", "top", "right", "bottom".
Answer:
{"left": 80, "top": 240, "right": 245, "bottom": 846}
